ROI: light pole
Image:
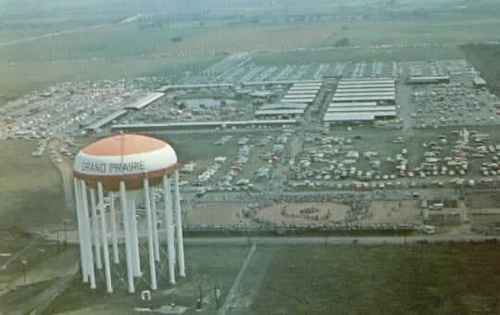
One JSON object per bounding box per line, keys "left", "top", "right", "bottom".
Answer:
{"left": 63, "top": 219, "right": 68, "bottom": 247}
{"left": 21, "top": 259, "right": 27, "bottom": 285}
{"left": 56, "top": 229, "right": 60, "bottom": 252}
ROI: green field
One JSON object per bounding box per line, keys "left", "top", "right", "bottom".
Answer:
{"left": 253, "top": 243, "right": 500, "bottom": 314}
{"left": 0, "top": 141, "right": 67, "bottom": 230}
{"left": 7, "top": 242, "right": 500, "bottom": 314}
{"left": 44, "top": 245, "right": 250, "bottom": 315}
{"left": 253, "top": 45, "right": 465, "bottom": 66}
{"left": 331, "top": 17, "right": 500, "bottom": 47}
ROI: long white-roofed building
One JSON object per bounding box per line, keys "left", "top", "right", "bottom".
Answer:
{"left": 325, "top": 78, "right": 398, "bottom": 123}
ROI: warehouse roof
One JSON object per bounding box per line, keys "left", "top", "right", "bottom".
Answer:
{"left": 241, "top": 80, "right": 321, "bottom": 86}
{"left": 326, "top": 106, "right": 397, "bottom": 112}
{"left": 407, "top": 76, "right": 450, "bottom": 84}
{"left": 340, "top": 78, "right": 395, "bottom": 83}
{"left": 286, "top": 89, "right": 320, "bottom": 94}
{"left": 332, "top": 95, "right": 396, "bottom": 102}
{"left": 328, "top": 102, "right": 378, "bottom": 107}
{"left": 158, "top": 83, "right": 233, "bottom": 92}
{"left": 335, "top": 87, "right": 395, "bottom": 93}
{"left": 334, "top": 92, "right": 396, "bottom": 97}
{"left": 255, "top": 109, "right": 305, "bottom": 116}
{"left": 323, "top": 112, "right": 375, "bottom": 122}
{"left": 261, "top": 103, "right": 308, "bottom": 110}
{"left": 283, "top": 94, "right": 318, "bottom": 99}
{"left": 123, "top": 92, "right": 165, "bottom": 110}
{"left": 85, "top": 109, "right": 129, "bottom": 132}
{"left": 111, "top": 119, "right": 298, "bottom": 131}
{"left": 281, "top": 98, "right": 315, "bottom": 103}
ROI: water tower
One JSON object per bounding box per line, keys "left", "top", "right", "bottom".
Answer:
{"left": 73, "top": 133, "right": 185, "bottom": 294}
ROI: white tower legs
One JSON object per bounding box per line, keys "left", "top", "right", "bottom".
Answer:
{"left": 109, "top": 192, "right": 120, "bottom": 264}
{"left": 89, "top": 189, "right": 102, "bottom": 270}
{"left": 119, "top": 181, "right": 135, "bottom": 294}
{"left": 74, "top": 172, "right": 185, "bottom": 293}
{"left": 97, "top": 182, "right": 113, "bottom": 294}
{"left": 73, "top": 178, "right": 88, "bottom": 283}
{"left": 163, "top": 175, "right": 176, "bottom": 285}
{"left": 150, "top": 190, "right": 160, "bottom": 262}
{"left": 79, "top": 179, "right": 96, "bottom": 289}
{"left": 143, "top": 178, "right": 158, "bottom": 290}
{"left": 173, "top": 171, "right": 186, "bottom": 277}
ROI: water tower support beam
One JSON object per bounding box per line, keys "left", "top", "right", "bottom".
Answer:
{"left": 150, "top": 189, "right": 160, "bottom": 262}
{"left": 119, "top": 181, "right": 135, "bottom": 293}
{"left": 143, "top": 178, "right": 158, "bottom": 290}
{"left": 73, "top": 178, "right": 88, "bottom": 283}
{"left": 128, "top": 194, "right": 141, "bottom": 277}
{"left": 174, "top": 170, "right": 186, "bottom": 277}
{"left": 90, "top": 189, "right": 102, "bottom": 270}
{"left": 98, "top": 182, "right": 113, "bottom": 294}
{"left": 163, "top": 175, "right": 176, "bottom": 285}
{"left": 80, "top": 180, "right": 96, "bottom": 289}
{"left": 109, "top": 192, "right": 120, "bottom": 264}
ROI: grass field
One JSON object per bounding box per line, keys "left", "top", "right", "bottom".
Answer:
{"left": 10, "top": 242, "right": 500, "bottom": 314}
{"left": 0, "top": 141, "right": 67, "bottom": 230}
{"left": 329, "top": 17, "right": 500, "bottom": 47}
{"left": 44, "top": 245, "right": 250, "bottom": 315}
{"left": 252, "top": 45, "right": 464, "bottom": 66}
{"left": 252, "top": 243, "right": 500, "bottom": 314}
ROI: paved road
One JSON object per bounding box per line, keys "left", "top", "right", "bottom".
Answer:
{"left": 0, "top": 24, "right": 107, "bottom": 48}
{"left": 218, "top": 243, "right": 257, "bottom": 315}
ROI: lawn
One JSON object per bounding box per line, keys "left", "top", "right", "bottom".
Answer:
{"left": 0, "top": 140, "right": 66, "bottom": 230}
{"left": 253, "top": 243, "right": 500, "bottom": 314}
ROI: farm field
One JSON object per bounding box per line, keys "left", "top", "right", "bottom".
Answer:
{"left": 0, "top": 55, "right": 219, "bottom": 106}
{"left": 2, "top": 9, "right": 500, "bottom": 105}
{"left": 252, "top": 45, "right": 465, "bottom": 66}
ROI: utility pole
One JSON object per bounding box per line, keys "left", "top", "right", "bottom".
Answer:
{"left": 21, "top": 259, "right": 28, "bottom": 285}
{"left": 63, "top": 219, "right": 68, "bottom": 247}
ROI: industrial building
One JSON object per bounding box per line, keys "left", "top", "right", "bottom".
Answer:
{"left": 325, "top": 78, "right": 398, "bottom": 123}
{"left": 280, "top": 82, "right": 322, "bottom": 105}
{"left": 255, "top": 103, "right": 308, "bottom": 118}
{"left": 111, "top": 119, "right": 298, "bottom": 132}
{"left": 332, "top": 78, "right": 396, "bottom": 105}
{"left": 407, "top": 76, "right": 450, "bottom": 85}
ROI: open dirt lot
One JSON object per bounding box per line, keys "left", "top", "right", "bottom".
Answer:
{"left": 258, "top": 202, "right": 348, "bottom": 223}
{"left": 367, "top": 200, "right": 421, "bottom": 224}
{"left": 185, "top": 202, "right": 252, "bottom": 225}
{"left": 185, "top": 200, "right": 422, "bottom": 226}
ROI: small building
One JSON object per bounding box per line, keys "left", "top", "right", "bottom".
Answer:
{"left": 407, "top": 76, "right": 450, "bottom": 85}
{"left": 473, "top": 76, "right": 487, "bottom": 89}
